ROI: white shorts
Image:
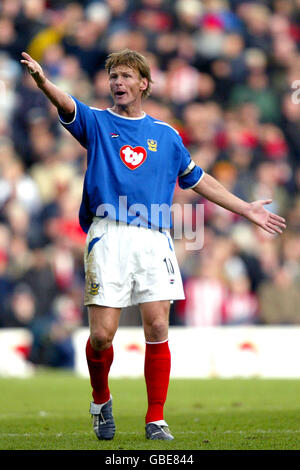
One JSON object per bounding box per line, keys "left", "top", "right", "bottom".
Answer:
{"left": 84, "top": 217, "right": 185, "bottom": 308}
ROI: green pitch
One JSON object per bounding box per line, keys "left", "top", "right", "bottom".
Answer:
{"left": 0, "top": 370, "right": 300, "bottom": 450}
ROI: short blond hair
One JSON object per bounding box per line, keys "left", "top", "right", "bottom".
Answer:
{"left": 105, "top": 49, "right": 153, "bottom": 98}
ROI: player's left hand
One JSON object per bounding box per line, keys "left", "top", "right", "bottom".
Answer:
{"left": 20, "top": 52, "right": 46, "bottom": 87}
{"left": 244, "top": 199, "right": 286, "bottom": 235}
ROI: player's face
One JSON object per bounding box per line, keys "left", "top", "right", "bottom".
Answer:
{"left": 109, "top": 65, "right": 148, "bottom": 108}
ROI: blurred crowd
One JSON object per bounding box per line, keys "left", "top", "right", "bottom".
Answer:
{"left": 0, "top": 0, "right": 300, "bottom": 367}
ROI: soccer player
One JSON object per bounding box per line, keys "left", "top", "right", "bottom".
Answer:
{"left": 21, "top": 49, "right": 286, "bottom": 441}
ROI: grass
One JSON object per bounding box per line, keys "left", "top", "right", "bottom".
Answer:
{"left": 0, "top": 370, "right": 300, "bottom": 451}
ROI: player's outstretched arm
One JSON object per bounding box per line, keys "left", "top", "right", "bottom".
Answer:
{"left": 193, "top": 172, "right": 286, "bottom": 235}
{"left": 20, "top": 52, "right": 74, "bottom": 116}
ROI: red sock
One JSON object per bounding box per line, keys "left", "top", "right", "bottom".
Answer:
{"left": 86, "top": 337, "right": 113, "bottom": 404}
{"left": 144, "top": 340, "right": 171, "bottom": 423}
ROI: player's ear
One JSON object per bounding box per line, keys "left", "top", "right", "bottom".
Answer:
{"left": 140, "top": 77, "right": 148, "bottom": 93}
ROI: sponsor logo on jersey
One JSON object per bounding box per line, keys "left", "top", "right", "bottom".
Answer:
{"left": 147, "top": 139, "right": 157, "bottom": 152}
{"left": 110, "top": 133, "right": 119, "bottom": 138}
{"left": 120, "top": 145, "right": 147, "bottom": 170}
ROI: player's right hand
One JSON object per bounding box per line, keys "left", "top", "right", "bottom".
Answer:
{"left": 20, "top": 52, "right": 46, "bottom": 86}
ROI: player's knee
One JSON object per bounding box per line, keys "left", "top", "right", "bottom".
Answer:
{"left": 90, "top": 330, "right": 113, "bottom": 351}
{"left": 145, "top": 319, "right": 168, "bottom": 342}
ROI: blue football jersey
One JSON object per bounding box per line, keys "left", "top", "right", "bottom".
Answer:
{"left": 59, "top": 96, "right": 204, "bottom": 233}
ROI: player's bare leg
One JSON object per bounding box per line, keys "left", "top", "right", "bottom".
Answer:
{"left": 86, "top": 305, "right": 121, "bottom": 440}
{"left": 88, "top": 305, "right": 121, "bottom": 352}
{"left": 140, "top": 300, "right": 174, "bottom": 440}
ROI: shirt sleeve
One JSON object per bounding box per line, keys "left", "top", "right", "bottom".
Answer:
{"left": 177, "top": 140, "right": 205, "bottom": 189}
{"left": 58, "top": 95, "right": 93, "bottom": 148}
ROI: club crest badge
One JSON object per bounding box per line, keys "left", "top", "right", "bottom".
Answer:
{"left": 147, "top": 139, "right": 157, "bottom": 152}
{"left": 89, "top": 281, "right": 100, "bottom": 296}
{"left": 120, "top": 145, "right": 147, "bottom": 170}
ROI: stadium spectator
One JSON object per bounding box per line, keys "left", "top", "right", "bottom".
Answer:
{"left": 181, "top": 256, "right": 227, "bottom": 326}
{"left": 258, "top": 265, "right": 300, "bottom": 324}
{"left": 1, "top": 282, "right": 36, "bottom": 328}
{"left": 222, "top": 259, "right": 259, "bottom": 325}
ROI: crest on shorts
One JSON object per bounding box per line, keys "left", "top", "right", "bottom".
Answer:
{"left": 147, "top": 139, "right": 157, "bottom": 152}
{"left": 89, "top": 281, "right": 100, "bottom": 296}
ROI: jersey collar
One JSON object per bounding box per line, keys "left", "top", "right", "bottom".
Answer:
{"left": 107, "top": 108, "right": 146, "bottom": 120}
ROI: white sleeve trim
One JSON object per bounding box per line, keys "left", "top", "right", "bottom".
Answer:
{"left": 89, "top": 106, "right": 103, "bottom": 111}
{"left": 153, "top": 121, "right": 179, "bottom": 134}
{"left": 184, "top": 170, "right": 205, "bottom": 189}
{"left": 59, "top": 96, "right": 77, "bottom": 125}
